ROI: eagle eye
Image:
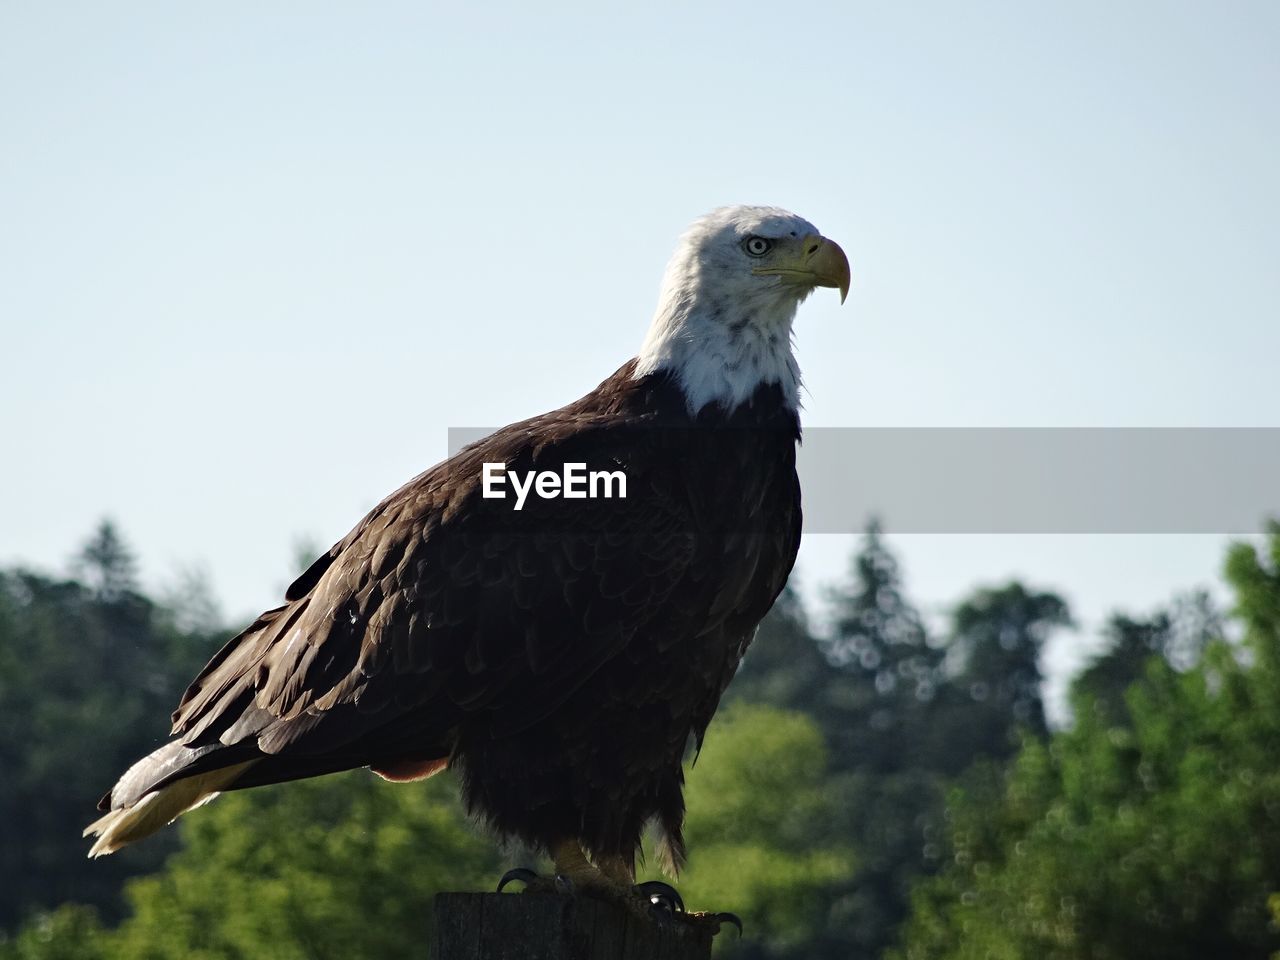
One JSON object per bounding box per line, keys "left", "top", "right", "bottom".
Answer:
{"left": 742, "top": 236, "right": 772, "bottom": 257}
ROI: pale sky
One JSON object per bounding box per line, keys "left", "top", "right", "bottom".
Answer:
{"left": 3, "top": 2, "right": 1278, "bottom": 718}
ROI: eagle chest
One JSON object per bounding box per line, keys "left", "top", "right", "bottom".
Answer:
{"left": 610, "top": 424, "right": 799, "bottom": 704}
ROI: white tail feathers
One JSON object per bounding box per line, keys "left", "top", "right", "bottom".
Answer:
{"left": 83, "top": 760, "right": 256, "bottom": 858}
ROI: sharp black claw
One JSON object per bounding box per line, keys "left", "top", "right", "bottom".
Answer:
{"left": 497, "top": 868, "right": 574, "bottom": 895}
{"left": 634, "top": 880, "right": 686, "bottom": 914}
{"left": 497, "top": 867, "right": 540, "bottom": 893}
{"left": 712, "top": 911, "right": 744, "bottom": 936}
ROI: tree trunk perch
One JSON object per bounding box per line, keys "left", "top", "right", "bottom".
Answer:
{"left": 433, "top": 893, "right": 715, "bottom": 960}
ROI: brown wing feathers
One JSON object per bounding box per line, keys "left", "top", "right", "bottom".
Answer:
{"left": 157, "top": 406, "right": 689, "bottom": 766}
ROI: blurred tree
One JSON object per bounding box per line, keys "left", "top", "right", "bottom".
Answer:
{"left": 0, "top": 525, "right": 226, "bottom": 931}
{"left": 72, "top": 521, "right": 137, "bottom": 602}
{"left": 0, "top": 904, "right": 109, "bottom": 960}
{"left": 7, "top": 705, "right": 850, "bottom": 960}
{"left": 820, "top": 522, "right": 942, "bottom": 772}
{"left": 727, "top": 584, "right": 827, "bottom": 713}
{"left": 159, "top": 564, "right": 223, "bottom": 636}
{"left": 1073, "top": 591, "right": 1223, "bottom": 728}
{"left": 106, "top": 773, "right": 502, "bottom": 960}
{"left": 655, "top": 704, "right": 856, "bottom": 958}
{"left": 731, "top": 528, "right": 1070, "bottom": 959}
{"left": 817, "top": 530, "right": 1070, "bottom": 959}
{"left": 18, "top": 519, "right": 1267, "bottom": 960}
{"left": 755, "top": 528, "right": 935, "bottom": 958}
{"left": 1072, "top": 610, "right": 1175, "bottom": 726}
{"left": 936, "top": 583, "right": 1071, "bottom": 762}
{"left": 893, "top": 526, "right": 1280, "bottom": 960}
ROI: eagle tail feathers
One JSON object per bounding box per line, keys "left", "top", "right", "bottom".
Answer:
{"left": 84, "top": 757, "right": 257, "bottom": 858}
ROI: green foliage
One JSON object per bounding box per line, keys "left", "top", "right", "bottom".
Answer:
{"left": 762, "top": 529, "right": 1070, "bottom": 958}
{"left": 893, "top": 528, "right": 1280, "bottom": 960}
{"left": 1072, "top": 591, "right": 1221, "bottom": 728}
{"left": 108, "top": 773, "right": 501, "bottom": 960}
{"left": 820, "top": 522, "right": 941, "bottom": 773}
{"left": 0, "top": 525, "right": 226, "bottom": 930}
{"left": 15, "top": 705, "right": 844, "bottom": 960}
{"left": 7, "top": 520, "right": 1279, "bottom": 960}
{"left": 936, "top": 583, "right": 1072, "bottom": 758}
{"left": 730, "top": 526, "right": 1072, "bottom": 958}
{"left": 727, "top": 585, "right": 826, "bottom": 713}
{"left": 732, "top": 525, "right": 953, "bottom": 958}
{"left": 670, "top": 703, "right": 855, "bottom": 955}
{"left": 1, "top": 773, "right": 499, "bottom": 960}
{"left": 0, "top": 905, "right": 110, "bottom": 960}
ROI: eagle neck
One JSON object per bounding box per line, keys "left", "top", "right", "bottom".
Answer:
{"left": 633, "top": 295, "right": 802, "bottom": 416}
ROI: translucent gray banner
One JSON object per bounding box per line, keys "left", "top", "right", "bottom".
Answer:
{"left": 448, "top": 428, "right": 1279, "bottom": 534}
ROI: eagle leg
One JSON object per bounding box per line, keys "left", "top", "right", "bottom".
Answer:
{"left": 595, "top": 852, "right": 638, "bottom": 887}
{"left": 495, "top": 840, "right": 624, "bottom": 897}
{"left": 497, "top": 841, "right": 738, "bottom": 933}
{"left": 551, "top": 839, "right": 625, "bottom": 893}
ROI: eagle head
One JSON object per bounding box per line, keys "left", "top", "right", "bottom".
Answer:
{"left": 635, "top": 205, "right": 850, "bottom": 414}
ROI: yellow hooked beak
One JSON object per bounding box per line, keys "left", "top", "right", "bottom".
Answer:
{"left": 752, "top": 234, "right": 851, "bottom": 304}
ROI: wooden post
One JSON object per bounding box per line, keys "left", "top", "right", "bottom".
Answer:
{"left": 434, "top": 893, "right": 715, "bottom": 960}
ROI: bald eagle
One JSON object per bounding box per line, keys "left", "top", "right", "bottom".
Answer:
{"left": 85, "top": 205, "right": 850, "bottom": 906}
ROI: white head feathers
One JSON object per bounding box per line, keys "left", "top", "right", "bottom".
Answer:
{"left": 634, "top": 205, "right": 840, "bottom": 414}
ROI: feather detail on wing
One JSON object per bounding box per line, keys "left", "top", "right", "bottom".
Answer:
{"left": 162, "top": 371, "right": 699, "bottom": 777}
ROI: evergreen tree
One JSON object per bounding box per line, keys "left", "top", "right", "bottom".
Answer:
{"left": 1073, "top": 609, "right": 1174, "bottom": 725}
{"left": 1, "top": 706, "right": 851, "bottom": 960}
{"left": 1073, "top": 591, "right": 1222, "bottom": 727}
{"left": 894, "top": 528, "right": 1280, "bottom": 960}
{"left": 0, "top": 526, "right": 225, "bottom": 931}
{"left": 734, "top": 528, "right": 1071, "bottom": 959}
{"left": 72, "top": 522, "right": 138, "bottom": 602}
{"left": 728, "top": 584, "right": 827, "bottom": 713}
{"left": 791, "top": 526, "right": 947, "bottom": 959}
{"left": 820, "top": 522, "right": 943, "bottom": 774}
{"left": 931, "top": 583, "right": 1071, "bottom": 770}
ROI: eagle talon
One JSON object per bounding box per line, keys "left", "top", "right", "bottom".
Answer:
{"left": 711, "top": 911, "right": 744, "bottom": 936}
{"left": 496, "top": 867, "right": 542, "bottom": 893}
{"left": 633, "top": 880, "right": 686, "bottom": 914}
{"left": 497, "top": 867, "right": 576, "bottom": 896}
